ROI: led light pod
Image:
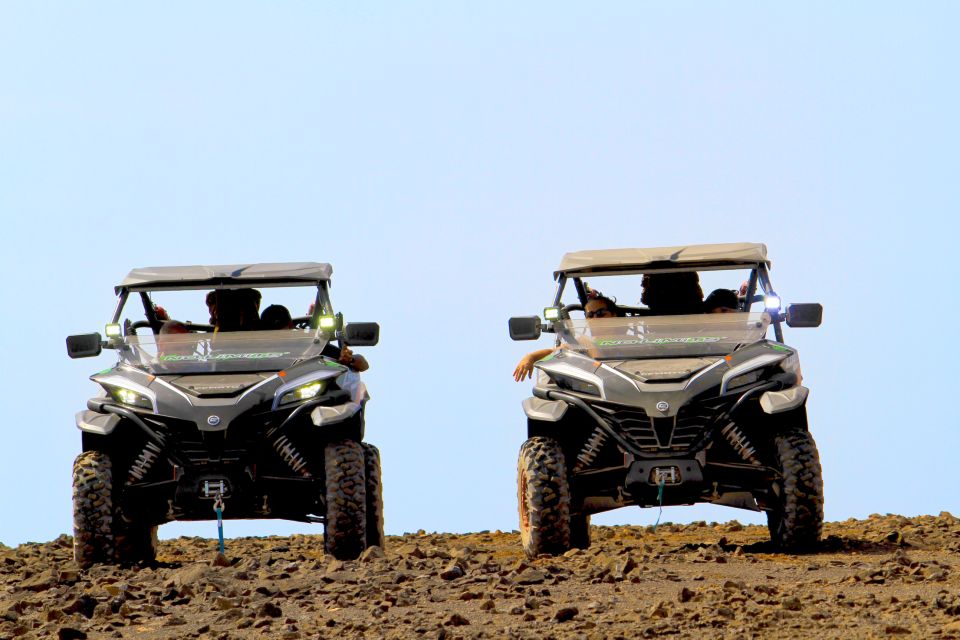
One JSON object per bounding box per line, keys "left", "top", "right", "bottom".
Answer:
{"left": 543, "top": 307, "right": 561, "bottom": 321}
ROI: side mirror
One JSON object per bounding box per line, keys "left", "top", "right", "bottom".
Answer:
{"left": 785, "top": 303, "right": 823, "bottom": 328}
{"left": 67, "top": 333, "right": 103, "bottom": 358}
{"left": 342, "top": 322, "right": 379, "bottom": 346}
{"left": 509, "top": 316, "right": 542, "bottom": 341}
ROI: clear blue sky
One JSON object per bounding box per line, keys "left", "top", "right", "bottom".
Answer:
{"left": 0, "top": 3, "right": 956, "bottom": 545}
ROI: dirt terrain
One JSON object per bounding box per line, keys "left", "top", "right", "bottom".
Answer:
{"left": 2, "top": 513, "right": 960, "bottom": 639}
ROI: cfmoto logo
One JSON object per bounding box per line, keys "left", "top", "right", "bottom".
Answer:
{"left": 207, "top": 415, "right": 221, "bottom": 426}
{"left": 656, "top": 401, "right": 669, "bottom": 413}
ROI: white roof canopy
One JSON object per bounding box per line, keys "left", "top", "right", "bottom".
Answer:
{"left": 118, "top": 262, "right": 333, "bottom": 292}
{"left": 556, "top": 242, "right": 769, "bottom": 277}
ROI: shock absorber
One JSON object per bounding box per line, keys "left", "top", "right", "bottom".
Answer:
{"left": 128, "top": 441, "right": 163, "bottom": 483}
{"left": 720, "top": 422, "right": 761, "bottom": 465}
{"left": 575, "top": 427, "right": 610, "bottom": 471}
{"left": 272, "top": 435, "right": 312, "bottom": 477}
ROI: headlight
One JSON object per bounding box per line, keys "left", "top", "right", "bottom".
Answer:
{"left": 552, "top": 375, "right": 600, "bottom": 396}
{"left": 726, "top": 370, "right": 762, "bottom": 389}
{"left": 104, "top": 384, "right": 153, "bottom": 410}
{"left": 277, "top": 380, "right": 327, "bottom": 407}
{"left": 779, "top": 352, "right": 803, "bottom": 383}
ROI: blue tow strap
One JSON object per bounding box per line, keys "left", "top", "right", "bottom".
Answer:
{"left": 214, "top": 495, "right": 225, "bottom": 554}
{"left": 653, "top": 477, "right": 666, "bottom": 531}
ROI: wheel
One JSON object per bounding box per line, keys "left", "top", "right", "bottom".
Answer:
{"left": 73, "top": 450, "right": 160, "bottom": 568}
{"left": 323, "top": 440, "right": 366, "bottom": 560}
{"left": 360, "top": 443, "right": 385, "bottom": 549}
{"left": 517, "top": 437, "right": 571, "bottom": 558}
{"left": 73, "top": 451, "right": 116, "bottom": 568}
{"left": 766, "top": 429, "right": 824, "bottom": 552}
{"left": 570, "top": 513, "right": 591, "bottom": 550}
{"left": 115, "top": 521, "right": 158, "bottom": 565}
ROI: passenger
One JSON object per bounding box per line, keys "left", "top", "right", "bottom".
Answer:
{"left": 640, "top": 272, "right": 704, "bottom": 315}
{"left": 157, "top": 320, "right": 192, "bottom": 357}
{"left": 704, "top": 288, "right": 740, "bottom": 313}
{"left": 205, "top": 291, "right": 218, "bottom": 326}
{"left": 334, "top": 344, "right": 369, "bottom": 373}
{"left": 159, "top": 320, "right": 190, "bottom": 336}
{"left": 513, "top": 292, "right": 622, "bottom": 382}
{"left": 260, "top": 304, "right": 294, "bottom": 330}
{"left": 583, "top": 289, "right": 621, "bottom": 319}
{"left": 259, "top": 303, "right": 368, "bottom": 372}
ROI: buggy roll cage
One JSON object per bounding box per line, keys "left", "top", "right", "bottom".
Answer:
{"left": 548, "top": 261, "right": 785, "bottom": 343}
{"left": 107, "top": 280, "right": 339, "bottom": 344}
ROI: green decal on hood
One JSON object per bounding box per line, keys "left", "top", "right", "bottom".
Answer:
{"left": 593, "top": 337, "right": 726, "bottom": 347}
{"left": 159, "top": 352, "right": 291, "bottom": 362}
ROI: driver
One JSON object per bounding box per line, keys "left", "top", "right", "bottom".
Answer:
{"left": 513, "top": 292, "right": 622, "bottom": 382}
{"left": 640, "top": 272, "right": 704, "bottom": 315}
{"left": 209, "top": 289, "right": 262, "bottom": 332}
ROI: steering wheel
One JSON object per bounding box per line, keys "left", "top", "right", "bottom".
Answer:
{"left": 128, "top": 319, "right": 213, "bottom": 335}
{"left": 560, "top": 303, "right": 583, "bottom": 319}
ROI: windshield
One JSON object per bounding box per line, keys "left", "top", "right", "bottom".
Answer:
{"left": 559, "top": 267, "right": 760, "bottom": 315}
{"left": 119, "top": 329, "right": 332, "bottom": 375}
{"left": 558, "top": 312, "right": 770, "bottom": 359}
{"left": 117, "top": 284, "right": 328, "bottom": 335}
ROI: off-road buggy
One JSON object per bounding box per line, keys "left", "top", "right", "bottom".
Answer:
{"left": 509, "top": 243, "right": 824, "bottom": 556}
{"left": 66, "top": 263, "right": 382, "bottom": 566}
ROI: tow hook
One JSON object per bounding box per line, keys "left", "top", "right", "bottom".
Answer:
{"left": 652, "top": 466, "right": 680, "bottom": 485}
{"left": 203, "top": 479, "right": 228, "bottom": 498}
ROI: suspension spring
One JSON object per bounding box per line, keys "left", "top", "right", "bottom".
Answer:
{"left": 575, "top": 427, "right": 610, "bottom": 471}
{"left": 128, "top": 441, "right": 163, "bottom": 482}
{"left": 273, "top": 435, "right": 312, "bottom": 477}
{"left": 720, "top": 422, "right": 761, "bottom": 465}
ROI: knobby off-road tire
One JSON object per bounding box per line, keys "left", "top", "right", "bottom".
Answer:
{"left": 360, "top": 443, "right": 385, "bottom": 549}
{"left": 570, "top": 513, "right": 591, "bottom": 550}
{"left": 115, "top": 522, "right": 158, "bottom": 566}
{"left": 73, "top": 451, "right": 160, "bottom": 568}
{"left": 324, "top": 440, "right": 367, "bottom": 560}
{"left": 73, "top": 451, "right": 116, "bottom": 569}
{"left": 518, "top": 437, "right": 572, "bottom": 558}
{"left": 767, "top": 429, "right": 824, "bottom": 552}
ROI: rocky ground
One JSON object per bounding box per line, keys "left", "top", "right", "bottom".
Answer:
{"left": 3, "top": 514, "right": 960, "bottom": 639}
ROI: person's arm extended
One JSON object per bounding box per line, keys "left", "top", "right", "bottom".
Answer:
{"left": 338, "top": 346, "right": 369, "bottom": 372}
{"left": 350, "top": 354, "right": 369, "bottom": 372}
{"left": 513, "top": 348, "right": 557, "bottom": 382}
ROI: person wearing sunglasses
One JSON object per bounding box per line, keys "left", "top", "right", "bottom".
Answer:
{"left": 513, "top": 294, "right": 622, "bottom": 382}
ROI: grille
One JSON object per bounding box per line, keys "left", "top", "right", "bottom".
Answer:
{"left": 595, "top": 396, "right": 733, "bottom": 454}
{"left": 595, "top": 406, "right": 657, "bottom": 449}
{"left": 146, "top": 416, "right": 274, "bottom": 466}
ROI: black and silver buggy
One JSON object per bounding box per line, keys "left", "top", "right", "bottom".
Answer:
{"left": 509, "top": 243, "right": 824, "bottom": 556}
{"left": 67, "top": 262, "right": 382, "bottom": 565}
